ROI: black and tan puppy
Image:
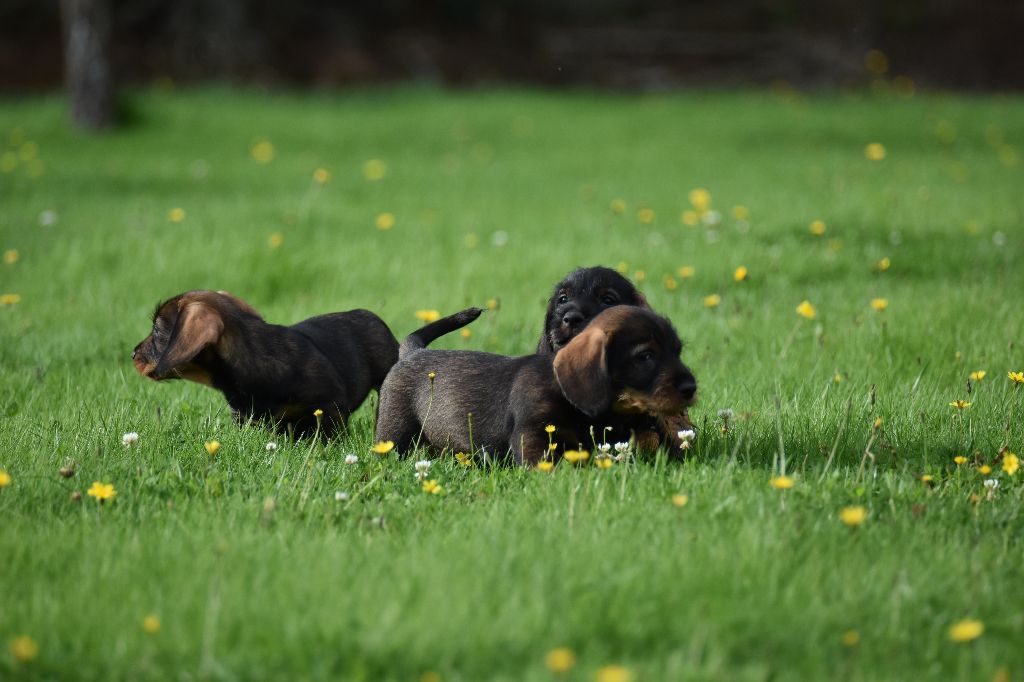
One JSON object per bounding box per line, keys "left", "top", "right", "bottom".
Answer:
{"left": 536, "top": 265, "right": 649, "bottom": 353}
{"left": 132, "top": 290, "right": 398, "bottom": 438}
{"left": 376, "top": 305, "right": 697, "bottom": 464}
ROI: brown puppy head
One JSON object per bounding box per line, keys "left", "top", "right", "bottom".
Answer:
{"left": 552, "top": 306, "right": 697, "bottom": 418}
{"left": 132, "top": 290, "right": 260, "bottom": 383}
{"left": 538, "top": 266, "right": 650, "bottom": 353}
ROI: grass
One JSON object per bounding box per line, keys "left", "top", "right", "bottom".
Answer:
{"left": 1, "top": 86, "right": 1023, "bottom": 680}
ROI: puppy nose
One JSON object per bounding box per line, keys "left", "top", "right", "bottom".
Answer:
{"left": 677, "top": 378, "right": 697, "bottom": 400}
{"left": 562, "top": 311, "right": 584, "bottom": 328}
{"left": 131, "top": 348, "right": 137, "bottom": 360}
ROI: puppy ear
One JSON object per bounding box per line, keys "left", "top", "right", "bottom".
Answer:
{"left": 536, "top": 291, "right": 559, "bottom": 354}
{"left": 216, "top": 291, "right": 263, "bottom": 319}
{"left": 633, "top": 290, "right": 652, "bottom": 309}
{"left": 553, "top": 325, "right": 611, "bottom": 417}
{"left": 153, "top": 302, "right": 224, "bottom": 376}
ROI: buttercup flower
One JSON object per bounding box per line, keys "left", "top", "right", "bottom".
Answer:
{"left": 865, "top": 142, "right": 886, "bottom": 160}
{"left": 1002, "top": 453, "right": 1019, "bottom": 476}
{"left": 703, "top": 294, "right": 721, "bottom": 308}
{"left": 948, "top": 619, "right": 984, "bottom": 643}
{"left": 610, "top": 198, "right": 627, "bottom": 214}
{"left": 3, "top": 249, "right": 19, "bottom": 265}
{"left": 121, "top": 432, "right": 139, "bottom": 447}
{"left": 672, "top": 494, "right": 689, "bottom": 507}
{"left": 1008, "top": 371, "right": 1024, "bottom": 384}
{"left": 809, "top": 219, "right": 826, "bottom": 236}
{"left": 595, "top": 665, "right": 633, "bottom": 682}
{"left": 949, "top": 400, "right": 971, "bottom": 410}
{"left": 677, "top": 265, "right": 695, "bottom": 278}
{"left": 953, "top": 455, "right": 968, "bottom": 465}
{"left": 0, "top": 470, "right": 10, "bottom": 488}
{"left": 733, "top": 266, "right": 748, "bottom": 282}
{"left": 344, "top": 454, "right": 359, "bottom": 465}
{"left": 536, "top": 461, "right": 554, "bottom": 472}
{"left": 313, "top": 168, "right": 330, "bottom": 184}
{"left": 86, "top": 481, "right": 116, "bottom": 502}
{"left": 421, "top": 479, "right": 442, "bottom": 494}
{"left": 415, "top": 310, "right": 441, "bottom": 323}
{"left": 839, "top": 505, "right": 867, "bottom": 527}
{"left": 455, "top": 452, "right": 473, "bottom": 467}
{"left": 681, "top": 210, "right": 699, "bottom": 226}
{"left": 563, "top": 450, "right": 589, "bottom": 464}
{"left": 841, "top": 630, "right": 860, "bottom": 647}
{"left": 637, "top": 207, "right": 655, "bottom": 223}
{"left": 371, "top": 441, "right": 395, "bottom": 455}
{"left": 545, "top": 424, "right": 556, "bottom": 434}
{"left": 142, "top": 615, "right": 161, "bottom": 634}
{"left": 796, "top": 300, "right": 817, "bottom": 319}
{"left": 0, "top": 293, "right": 22, "bottom": 305}
{"left": 877, "top": 257, "right": 891, "bottom": 271}
{"left": 732, "top": 205, "right": 749, "bottom": 220}
{"left": 969, "top": 370, "right": 986, "bottom": 381}
{"left": 362, "top": 159, "right": 387, "bottom": 180}
{"left": 770, "top": 475, "right": 795, "bottom": 490}
{"left": 250, "top": 139, "right": 274, "bottom": 163}
{"left": 313, "top": 408, "right": 323, "bottom": 418}
{"left": 688, "top": 188, "right": 711, "bottom": 211}
{"left": 870, "top": 298, "right": 888, "bottom": 311}
{"left": 10, "top": 635, "right": 38, "bottom": 662}
{"left": 168, "top": 207, "right": 185, "bottom": 223}
{"left": 545, "top": 647, "right": 576, "bottom": 673}
{"left": 376, "top": 212, "right": 396, "bottom": 230}
{"left": 204, "top": 440, "right": 221, "bottom": 456}
{"left": 595, "top": 457, "right": 614, "bottom": 469}
{"left": 978, "top": 465, "right": 992, "bottom": 475}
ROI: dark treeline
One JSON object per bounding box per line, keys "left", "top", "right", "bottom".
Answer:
{"left": 2, "top": 0, "right": 1023, "bottom": 92}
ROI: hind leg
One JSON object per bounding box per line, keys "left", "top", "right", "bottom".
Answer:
{"left": 375, "top": 387, "right": 420, "bottom": 456}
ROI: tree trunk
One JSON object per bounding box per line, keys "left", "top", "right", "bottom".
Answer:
{"left": 61, "top": 0, "right": 115, "bottom": 130}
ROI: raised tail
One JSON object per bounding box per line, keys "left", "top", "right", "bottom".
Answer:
{"left": 399, "top": 307, "right": 483, "bottom": 359}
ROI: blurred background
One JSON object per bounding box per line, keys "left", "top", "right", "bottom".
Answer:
{"left": 3, "top": 0, "right": 1022, "bottom": 107}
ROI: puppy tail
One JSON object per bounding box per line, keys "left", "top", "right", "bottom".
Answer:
{"left": 400, "top": 307, "right": 483, "bottom": 359}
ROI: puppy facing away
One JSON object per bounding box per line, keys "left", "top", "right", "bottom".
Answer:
{"left": 537, "top": 265, "right": 649, "bottom": 353}
{"left": 376, "top": 305, "right": 698, "bottom": 464}
{"left": 132, "top": 290, "right": 398, "bottom": 438}
{"left": 538, "top": 265, "right": 694, "bottom": 452}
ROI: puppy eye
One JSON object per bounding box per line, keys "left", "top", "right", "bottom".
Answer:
{"left": 634, "top": 350, "right": 655, "bottom": 364}
{"left": 601, "top": 294, "right": 619, "bottom": 306}
{"left": 557, "top": 293, "right": 568, "bottom": 304}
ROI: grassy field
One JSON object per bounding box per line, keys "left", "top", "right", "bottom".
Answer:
{"left": 1, "top": 86, "right": 1023, "bottom": 681}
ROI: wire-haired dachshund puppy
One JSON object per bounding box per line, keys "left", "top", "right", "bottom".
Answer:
{"left": 537, "top": 265, "right": 649, "bottom": 353}
{"left": 132, "top": 290, "right": 398, "bottom": 438}
{"left": 376, "top": 305, "right": 697, "bottom": 464}
{"left": 538, "top": 266, "right": 695, "bottom": 453}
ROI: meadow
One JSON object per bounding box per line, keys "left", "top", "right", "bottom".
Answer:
{"left": 1, "top": 86, "right": 1023, "bottom": 681}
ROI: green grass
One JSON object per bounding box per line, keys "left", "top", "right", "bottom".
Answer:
{"left": 1, "top": 87, "right": 1023, "bottom": 681}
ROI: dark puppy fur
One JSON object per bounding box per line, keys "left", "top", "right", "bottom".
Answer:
{"left": 537, "top": 266, "right": 649, "bottom": 353}
{"left": 376, "top": 305, "right": 697, "bottom": 464}
{"left": 132, "top": 290, "right": 398, "bottom": 438}
{"left": 538, "top": 266, "right": 695, "bottom": 453}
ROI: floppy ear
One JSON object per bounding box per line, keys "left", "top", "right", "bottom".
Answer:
{"left": 216, "top": 291, "right": 263, "bottom": 319}
{"left": 153, "top": 302, "right": 224, "bottom": 376}
{"left": 633, "top": 289, "right": 652, "bottom": 309}
{"left": 553, "top": 325, "right": 611, "bottom": 417}
{"left": 536, "top": 292, "right": 559, "bottom": 354}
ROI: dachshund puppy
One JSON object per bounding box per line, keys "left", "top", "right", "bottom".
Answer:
{"left": 538, "top": 266, "right": 694, "bottom": 453}
{"left": 132, "top": 290, "right": 398, "bottom": 438}
{"left": 536, "top": 265, "right": 649, "bottom": 353}
{"left": 376, "top": 305, "right": 697, "bottom": 464}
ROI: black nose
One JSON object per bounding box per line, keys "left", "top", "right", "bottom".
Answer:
{"left": 131, "top": 348, "right": 137, "bottom": 360}
{"left": 677, "top": 378, "right": 697, "bottom": 400}
{"left": 562, "top": 311, "right": 584, "bottom": 328}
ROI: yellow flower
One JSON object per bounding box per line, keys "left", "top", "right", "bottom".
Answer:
{"left": 637, "top": 208, "right": 655, "bottom": 223}
{"left": 86, "top": 481, "right": 116, "bottom": 502}
{"left": 363, "top": 159, "right": 387, "bottom": 180}
{"left": 371, "top": 440, "right": 395, "bottom": 455}
{"left": 427, "top": 372, "right": 436, "bottom": 381}
{"left": 10, "top": 635, "right": 38, "bottom": 662}
{"left": 663, "top": 275, "right": 677, "bottom": 291}
{"left": 1002, "top": 453, "right": 1019, "bottom": 476}
{"left": 770, "top": 475, "right": 794, "bottom": 490}
{"left": 454, "top": 452, "right": 473, "bottom": 467}
{"left": 841, "top": 630, "right": 860, "bottom": 647}
{"left": 873, "top": 416, "right": 883, "bottom": 430}
{"left": 703, "top": 294, "right": 721, "bottom": 308}
{"left": 250, "top": 139, "right": 275, "bottom": 164}
{"left": 142, "top": 615, "right": 161, "bottom": 634}
{"left": 536, "top": 461, "right": 555, "bottom": 472}
{"left": 948, "top": 619, "right": 984, "bottom": 643}
{"left": 978, "top": 465, "right": 992, "bottom": 475}
{"left": 920, "top": 474, "right": 935, "bottom": 485}
{"left": 595, "top": 664, "right": 633, "bottom": 682}
{"left": 839, "top": 505, "right": 867, "bottom": 527}
{"left": 375, "top": 212, "right": 396, "bottom": 230}
{"left": 204, "top": 440, "right": 221, "bottom": 456}
{"left": 615, "top": 261, "right": 629, "bottom": 274}
{"left": 809, "top": 219, "right": 826, "bottom": 236}
{"left": 563, "top": 450, "right": 589, "bottom": 464}
{"left": 595, "top": 457, "right": 613, "bottom": 469}
{"left": 610, "top": 198, "right": 627, "bottom": 214}
{"left": 633, "top": 270, "right": 646, "bottom": 283}
{"left": 422, "top": 479, "right": 442, "bottom": 494}
{"left": 415, "top": 310, "right": 440, "bottom": 323}
{"left": 870, "top": 298, "right": 888, "bottom": 311}
{"left": 168, "top": 208, "right": 185, "bottom": 223}
{"left": 1008, "top": 371, "right": 1024, "bottom": 384}
{"left": 3, "top": 248, "right": 19, "bottom": 265}
{"left": 796, "top": 300, "right": 816, "bottom": 319}
{"left": 969, "top": 370, "right": 986, "bottom": 381}
{"left": 0, "top": 470, "right": 10, "bottom": 487}
{"left": 949, "top": 400, "right": 971, "bottom": 410}
{"left": 268, "top": 232, "right": 284, "bottom": 249}
{"left": 733, "top": 266, "right": 748, "bottom": 282}
{"left": 953, "top": 455, "right": 968, "bottom": 465}
{"left": 1, "top": 293, "right": 22, "bottom": 306}
{"left": 688, "top": 188, "right": 711, "bottom": 211}
{"left": 313, "top": 409, "right": 324, "bottom": 418}
{"left": 672, "top": 494, "right": 689, "bottom": 507}
{"left": 680, "top": 210, "right": 699, "bottom": 226}
{"left": 677, "top": 265, "right": 695, "bottom": 279}
{"left": 732, "top": 205, "right": 749, "bottom": 220}
{"left": 865, "top": 142, "right": 886, "bottom": 161}
{"left": 545, "top": 425, "right": 556, "bottom": 434}
{"left": 545, "top": 647, "right": 576, "bottom": 673}
{"left": 486, "top": 298, "right": 499, "bottom": 311}
{"left": 833, "top": 373, "right": 844, "bottom": 383}
{"left": 459, "top": 328, "right": 472, "bottom": 340}
{"left": 313, "top": 168, "right": 330, "bottom": 184}
{"left": 877, "top": 257, "right": 891, "bottom": 271}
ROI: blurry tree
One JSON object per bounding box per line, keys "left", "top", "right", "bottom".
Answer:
{"left": 60, "top": 0, "right": 115, "bottom": 129}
